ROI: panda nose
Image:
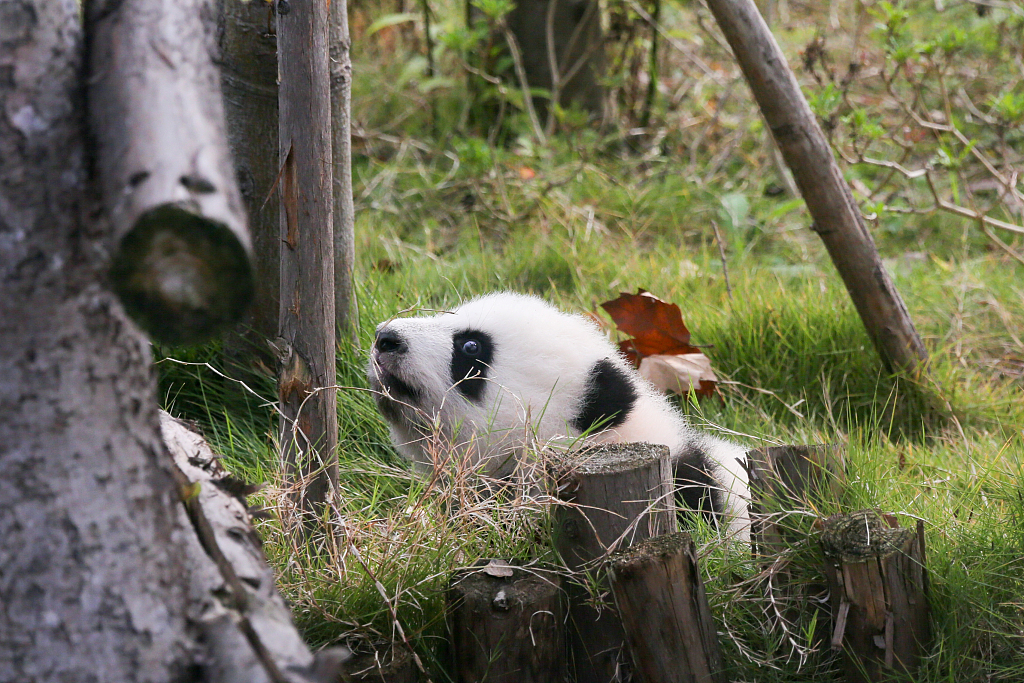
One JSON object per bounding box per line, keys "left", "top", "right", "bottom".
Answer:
{"left": 374, "top": 329, "right": 407, "bottom": 355}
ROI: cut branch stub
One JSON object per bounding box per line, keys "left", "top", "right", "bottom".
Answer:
{"left": 819, "top": 510, "right": 931, "bottom": 683}
{"left": 89, "top": 0, "right": 254, "bottom": 345}
{"left": 608, "top": 532, "right": 727, "bottom": 683}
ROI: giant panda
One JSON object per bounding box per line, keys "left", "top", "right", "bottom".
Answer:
{"left": 367, "top": 292, "right": 749, "bottom": 540}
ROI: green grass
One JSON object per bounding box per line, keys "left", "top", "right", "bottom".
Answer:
{"left": 158, "top": 250, "right": 1024, "bottom": 680}
{"left": 156, "top": 0, "right": 1024, "bottom": 678}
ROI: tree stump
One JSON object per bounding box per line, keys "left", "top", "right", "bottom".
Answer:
{"left": 447, "top": 561, "right": 564, "bottom": 683}
{"left": 608, "top": 532, "right": 727, "bottom": 683}
{"left": 747, "top": 445, "right": 845, "bottom": 650}
{"left": 747, "top": 444, "right": 845, "bottom": 558}
{"left": 819, "top": 510, "right": 931, "bottom": 683}
{"left": 550, "top": 443, "right": 677, "bottom": 683}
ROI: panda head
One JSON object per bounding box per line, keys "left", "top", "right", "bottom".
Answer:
{"left": 367, "top": 292, "right": 642, "bottom": 474}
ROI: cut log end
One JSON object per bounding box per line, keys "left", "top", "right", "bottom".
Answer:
{"left": 608, "top": 531, "right": 728, "bottom": 683}
{"left": 447, "top": 563, "right": 564, "bottom": 683}
{"left": 111, "top": 203, "right": 254, "bottom": 345}
{"left": 608, "top": 529, "right": 693, "bottom": 576}
{"left": 550, "top": 442, "right": 671, "bottom": 480}
{"left": 819, "top": 510, "right": 931, "bottom": 683}
{"left": 819, "top": 509, "right": 915, "bottom": 562}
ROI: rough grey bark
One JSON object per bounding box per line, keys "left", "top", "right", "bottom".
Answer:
{"left": 330, "top": 0, "right": 357, "bottom": 340}
{"left": 505, "top": 0, "right": 605, "bottom": 125}
{"left": 219, "top": 0, "right": 281, "bottom": 345}
{"left": 276, "top": 0, "right": 339, "bottom": 514}
{"left": 703, "top": 0, "right": 929, "bottom": 375}
{"left": 88, "top": 0, "right": 254, "bottom": 346}
{"left": 0, "top": 1, "right": 343, "bottom": 679}
{"left": 0, "top": 1, "right": 192, "bottom": 677}
{"left": 162, "top": 413, "right": 350, "bottom": 683}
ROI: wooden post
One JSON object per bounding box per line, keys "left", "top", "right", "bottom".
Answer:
{"left": 447, "top": 561, "right": 564, "bottom": 683}
{"left": 819, "top": 510, "right": 931, "bottom": 683}
{"left": 330, "top": 0, "right": 357, "bottom": 340}
{"left": 89, "top": 0, "right": 254, "bottom": 346}
{"left": 702, "top": 0, "right": 929, "bottom": 376}
{"left": 747, "top": 444, "right": 845, "bottom": 558}
{"left": 550, "top": 443, "right": 677, "bottom": 683}
{"left": 608, "top": 532, "right": 727, "bottom": 683}
{"left": 747, "top": 445, "right": 845, "bottom": 649}
{"left": 276, "top": 0, "right": 338, "bottom": 516}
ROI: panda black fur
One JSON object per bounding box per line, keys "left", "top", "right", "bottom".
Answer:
{"left": 367, "top": 292, "right": 750, "bottom": 540}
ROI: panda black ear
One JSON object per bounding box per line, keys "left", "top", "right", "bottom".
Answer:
{"left": 570, "top": 359, "right": 638, "bottom": 434}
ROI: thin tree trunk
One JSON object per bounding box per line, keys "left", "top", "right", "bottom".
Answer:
{"left": 331, "top": 0, "right": 358, "bottom": 341}
{"left": 703, "top": 0, "right": 929, "bottom": 375}
{"left": 639, "top": 0, "right": 661, "bottom": 129}
{"left": 220, "top": 0, "right": 282, "bottom": 347}
{"left": 277, "top": 0, "right": 339, "bottom": 515}
{"left": 505, "top": 0, "right": 605, "bottom": 124}
{"left": 1, "top": 1, "right": 344, "bottom": 678}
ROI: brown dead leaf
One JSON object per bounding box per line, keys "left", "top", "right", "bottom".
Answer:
{"left": 639, "top": 353, "right": 718, "bottom": 398}
{"left": 599, "top": 289, "right": 718, "bottom": 398}
{"left": 600, "top": 290, "right": 701, "bottom": 357}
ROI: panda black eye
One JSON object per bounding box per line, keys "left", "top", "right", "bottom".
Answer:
{"left": 461, "top": 339, "right": 480, "bottom": 356}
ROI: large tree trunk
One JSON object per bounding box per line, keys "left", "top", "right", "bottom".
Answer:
{"left": 276, "top": 0, "right": 339, "bottom": 515}
{"left": 0, "top": 0, "right": 341, "bottom": 678}
{"left": 0, "top": 1, "right": 193, "bottom": 676}
{"left": 703, "top": 0, "right": 928, "bottom": 375}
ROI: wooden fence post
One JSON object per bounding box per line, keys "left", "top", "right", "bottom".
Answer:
{"left": 550, "top": 443, "right": 677, "bottom": 683}
{"left": 447, "top": 561, "right": 564, "bottom": 683}
{"left": 747, "top": 444, "right": 845, "bottom": 558}
{"left": 276, "top": 0, "right": 338, "bottom": 517}
{"left": 608, "top": 532, "right": 727, "bottom": 683}
{"left": 819, "top": 510, "right": 931, "bottom": 683}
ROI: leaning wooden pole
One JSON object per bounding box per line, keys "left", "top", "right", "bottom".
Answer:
{"left": 89, "top": 0, "right": 254, "bottom": 346}
{"left": 276, "top": 0, "right": 338, "bottom": 515}
{"left": 703, "top": 0, "right": 928, "bottom": 375}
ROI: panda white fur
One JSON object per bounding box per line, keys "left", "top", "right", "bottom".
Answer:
{"left": 367, "top": 292, "right": 750, "bottom": 540}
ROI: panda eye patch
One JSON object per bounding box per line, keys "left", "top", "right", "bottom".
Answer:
{"left": 451, "top": 330, "right": 494, "bottom": 402}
